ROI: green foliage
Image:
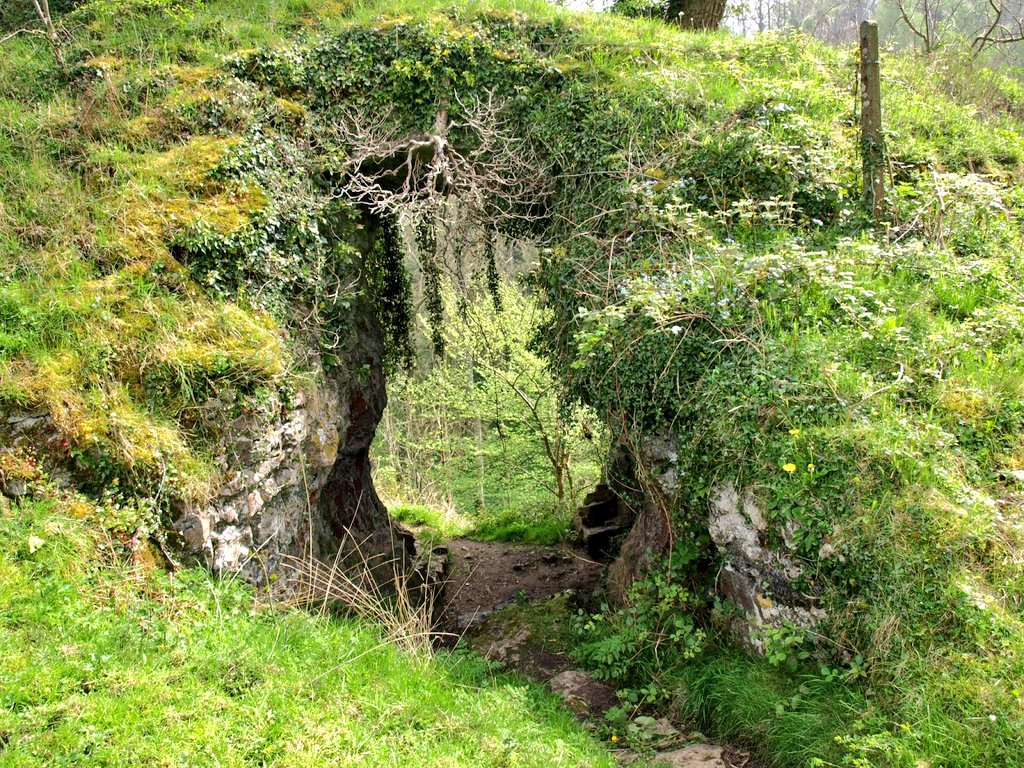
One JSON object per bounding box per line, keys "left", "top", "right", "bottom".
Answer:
{"left": 388, "top": 501, "right": 470, "bottom": 543}
{"left": 671, "top": 648, "right": 878, "bottom": 768}
{"left": 374, "top": 280, "right": 606, "bottom": 535}
{"left": 0, "top": 0, "right": 82, "bottom": 33}
{"left": 572, "top": 545, "right": 706, "bottom": 705}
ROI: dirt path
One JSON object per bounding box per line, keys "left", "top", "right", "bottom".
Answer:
{"left": 435, "top": 538, "right": 605, "bottom": 640}
{"left": 431, "top": 537, "right": 762, "bottom": 768}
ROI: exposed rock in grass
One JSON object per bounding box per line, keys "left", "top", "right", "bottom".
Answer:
{"left": 708, "top": 483, "right": 826, "bottom": 651}
{"left": 549, "top": 670, "right": 619, "bottom": 716}
{"left": 651, "top": 744, "right": 727, "bottom": 768}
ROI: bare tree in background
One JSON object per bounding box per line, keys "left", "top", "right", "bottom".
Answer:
{"left": 892, "top": 0, "right": 1024, "bottom": 55}
{"left": 727, "top": 0, "right": 876, "bottom": 43}
{"left": 1, "top": 0, "right": 66, "bottom": 66}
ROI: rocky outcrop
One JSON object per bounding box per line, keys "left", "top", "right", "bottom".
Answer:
{"left": 172, "top": 297, "right": 412, "bottom": 586}
{"left": 708, "top": 482, "right": 825, "bottom": 651}
{"left": 598, "top": 434, "right": 826, "bottom": 650}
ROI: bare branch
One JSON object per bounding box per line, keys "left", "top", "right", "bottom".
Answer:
{"left": 318, "top": 90, "right": 553, "bottom": 229}
{"left": 0, "top": 28, "right": 38, "bottom": 45}
{"left": 894, "top": 0, "right": 931, "bottom": 51}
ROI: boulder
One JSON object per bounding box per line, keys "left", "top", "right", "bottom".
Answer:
{"left": 548, "top": 670, "right": 620, "bottom": 716}
{"left": 651, "top": 744, "right": 727, "bottom": 768}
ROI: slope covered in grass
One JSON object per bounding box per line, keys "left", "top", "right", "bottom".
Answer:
{"left": 0, "top": 494, "right": 615, "bottom": 766}
{"left": 3, "top": 0, "right": 1024, "bottom": 766}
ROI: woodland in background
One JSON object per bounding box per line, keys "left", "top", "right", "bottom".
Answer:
{"left": 374, "top": 279, "right": 607, "bottom": 542}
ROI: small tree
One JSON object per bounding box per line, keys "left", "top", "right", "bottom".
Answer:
{"left": 375, "top": 282, "right": 605, "bottom": 519}
{"left": 1, "top": 0, "right": 66, "bottom": 66}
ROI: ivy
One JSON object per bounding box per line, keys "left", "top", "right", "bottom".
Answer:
{"left": 416, "top": 217, "right": 445, "bottom": 358}
{"left": 365, "top": 215, "right": 414, "bottom": 372}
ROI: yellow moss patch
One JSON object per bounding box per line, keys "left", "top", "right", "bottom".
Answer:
{"left": 320, "top": 0, "right": 352, "bottom": 15}
{"left": 938, "top": 385, "right": 997, "bottom": 425}
{"left": 163, "top": 187, "right": 268, "bottom": 235}
{"left": 166, "top": 65, "right": 221, "bottom": 87}
{"left": 275, "top": 97, "right": 308, "bottom": 121}
{"left": 66, "top": 498, "right": 95, "bottom": 520}
{"left": 0, "top": 359, "right": 31, "bottom": 404}
{"left": 153, "top": 302, "right": 287, "bottom": 380}
{"left": 83, "top": 54, "right": 128, "bottom": 74}
{"left": 125, "top": 113, "right": 164, "bottom": 142}
{"left": 0, "top": 449, "right": 41, "bottom": 482}
{"left": 148, "top": 135, "right": 239, "bottom": 192}
{"left": 111, "top": 183, "right": 266, "bottom": 265}
{"left": 76, "top": 384, "right": 206, "bottom": 475}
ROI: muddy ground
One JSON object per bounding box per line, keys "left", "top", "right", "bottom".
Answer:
{"left": 435, "top": 538, "right": 605, "bottom": 640}
{"left": 430, "top": 537, "right": 761, "bottom": 768}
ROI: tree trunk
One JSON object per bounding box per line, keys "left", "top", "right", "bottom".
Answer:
{"left": 664, "top": 0, "right": 728, "bottom": 30}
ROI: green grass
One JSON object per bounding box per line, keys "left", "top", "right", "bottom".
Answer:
{"left": 386, "top": 499, "right": 570, "bottom": 546}
{"left": 387, "top": 501, "right": 471, "bottom": 542}
{"left": 468, "top": 509, "right": 571, "bottom": 546}
{"left": 668, "top": 649, "right": 874, "bottom": 768}
{"left": 0, "top": 495, "right": 616, "bottom": 767}
{"left": 4, "top": 1, "right": 1024, "bottom": 766}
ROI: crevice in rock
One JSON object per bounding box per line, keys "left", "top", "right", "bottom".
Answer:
{"left": 312, "top": 303, "right": 415, "bottom": 578}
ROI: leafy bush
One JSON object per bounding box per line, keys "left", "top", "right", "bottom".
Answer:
{"left": 573, "top": 544, "right": 706, "bottom": 704}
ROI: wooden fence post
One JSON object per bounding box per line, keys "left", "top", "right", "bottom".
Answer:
{"left": 859, "top": 20, "right": 885, "bottom": 219}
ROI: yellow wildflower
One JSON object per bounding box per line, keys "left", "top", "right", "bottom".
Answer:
{"left": 807, "top": 463, "right": 815, "bottom": 472}
{"left": 789, "top": 428, "right": 801, "bottom": 436}
{"left": 783, "top": 463, "right": 797, "bottom": 473}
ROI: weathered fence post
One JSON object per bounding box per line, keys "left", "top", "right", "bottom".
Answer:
{"left": 859, "top": 20, "right": 885, "bottom": 219}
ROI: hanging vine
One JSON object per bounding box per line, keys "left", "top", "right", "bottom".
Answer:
{"left": 484, "top": 229, "right": 502, "bottom": 314}
{"left": 416, "top": 215, "right": 446, "bottom": 358}
{"left": 364, "top": 215, "right": 414, "bottom": 371}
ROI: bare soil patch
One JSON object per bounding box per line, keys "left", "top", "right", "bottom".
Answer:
{"left": 435, "top": 538, "right": 605, "bottom": 640}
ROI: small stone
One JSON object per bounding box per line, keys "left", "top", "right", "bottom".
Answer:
{"left": 651, "top": 744, "right": 727, "bottom": 768}
{"left": 1, "top": 477, "right": 28, "bottom": 498}
{"left": 651, "top": 718, "right": 681, "bottom": 740}
{"left": 548, "top": 670, "right": 618, "bottom": 716}
{"left": 614, "top": 749, "right": 640, "bottom": 765}
{"left": 178, "top": 514, "right": 210, "bottom": 552}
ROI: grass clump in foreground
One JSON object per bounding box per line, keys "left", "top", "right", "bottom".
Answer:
{"left": 0, "top": 495, "right": 616, "bottom": 767}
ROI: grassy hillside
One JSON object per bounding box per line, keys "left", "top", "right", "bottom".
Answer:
{"left": 0, "top": 493, "right": 615, "bottom": 767}
{"left": 2, "top": 0, "right": 1024, "bottom": 766}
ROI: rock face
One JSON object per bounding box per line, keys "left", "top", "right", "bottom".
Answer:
{"left": 708, "top": 482, "right": 825, "bottom": 651}
{"left": 604, "top": 436, "right": 678, "bottom": 605}
{"left": 598, "top": 434, "right": 825, "bottom": 650}
{"left": 172, "top": 298, "right": 412, "bottom": 586}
